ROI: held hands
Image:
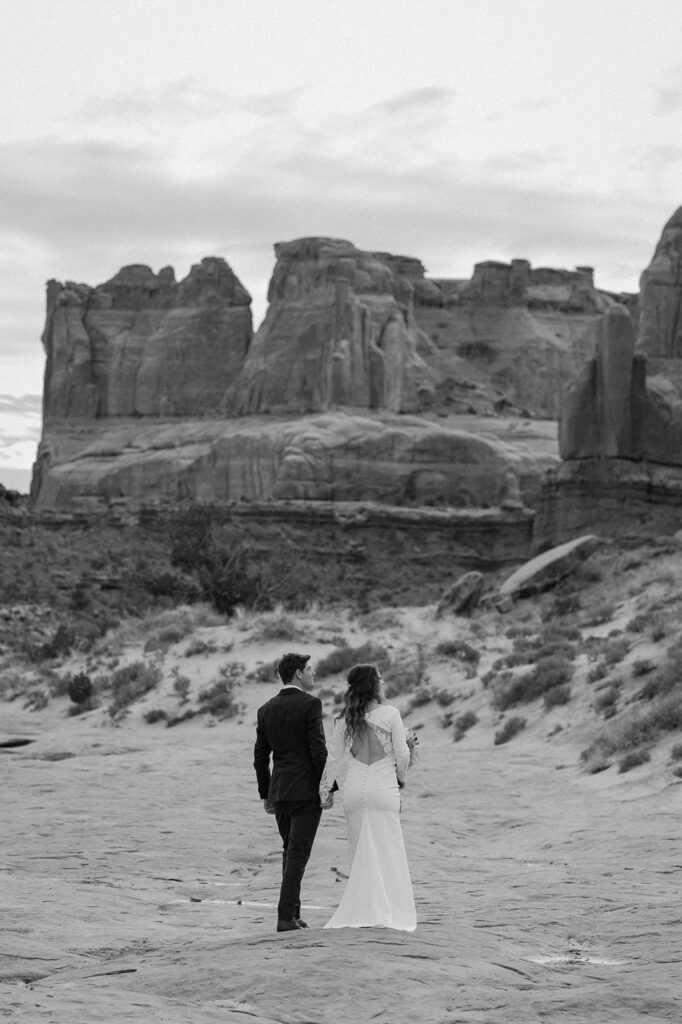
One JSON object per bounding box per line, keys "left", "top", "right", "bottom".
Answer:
{"left": 320, "top": 793, "right": 334, "bottom": 810}
{"left": 263, "top": 798, "right": 275, "bottom": 815}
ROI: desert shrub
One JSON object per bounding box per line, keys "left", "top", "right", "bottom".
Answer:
{"left": 251, "top": 612, "right": 300, "bottom": 641}
{"left": 144, "top": 708, "right": 168, "bottom": 724}
{"left": 184, "top": 637, "right": 218, "bottom": 657}
{"left": 361, "top": 609, "right": 402, "bottom": 630}
{"left": 618, "top": 749, "right": 651, "bottom": 773}
{"left": 581, "top": 693, "right": 682, "bottom": 763}
{"left": 594, "top": 685, "right": 620, "bottom": 718}
{"left": 169, "top": 507, "right": 297, "bottom": 616}
{"left": 434, "top": 688, "right": 455, "bottom": 707}
{"left": 435, "top": 639, "right": 480, "bottom": 665}
{"left": 454, "top": 710, "right": 478, "bottom": 741}
{"left": 247, "top": 659, "right": 280, "bottom": 684}
{"left": 542, "top": 589, "right": 581, "bottom": 619}
{"left": 23, "top": 689, "right": 49, "bottom": 711}
{"left": 636, "top": 662, "right": 678, "bottom": 702}
{"left": 494, "top": 656, "right": 573, "bottom": 711}
{"left": 316, "top": 642, "right": 389, "bottom": 679}
{"left": 582, "top": 601, "right": 616, "bottom": 626}
{"left": 171, "top": 669, "right": 191, "bottom": 703}
{"left": 197, "top": 662, "right": 244, "bottom": 719}
{"left": 587, "top": 662, "right": 608, "bottom": 683}
{"left": 108, "top": 660, "right": 162, "bottom": 713}
{"left": 385, "top": 646, "right": 425, "bottom": 697}
{"left": 600, "top": 637, "right": 631, "bottom": 666}
{"left": 628, "top": 612, "right": 654, "bottom": 634}
{"left": 26, "top": 624, "right": 76, "bottom": 663}
{"left": 543, "top": 684, "right": 571, "bottom": 709}
{"left": 409, "top": 687, "right": 432, "bottom": 709}
{"left": 494, "top": 716, "right": 527, "bottom": 745}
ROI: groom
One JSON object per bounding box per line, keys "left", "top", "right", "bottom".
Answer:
{"left": 254, "top": 652, "right": 332, "bottom": 932}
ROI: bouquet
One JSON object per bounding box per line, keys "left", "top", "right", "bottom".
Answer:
{"left": 405, "top": 728, "right": 420, "bottom": 767}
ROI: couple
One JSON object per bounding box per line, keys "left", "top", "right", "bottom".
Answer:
{"left": 253, "top": 652, "right": 417, "bottom": 933}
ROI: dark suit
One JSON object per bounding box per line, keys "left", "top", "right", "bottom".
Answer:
{"left": 254, "top": 686, "right": 328, "bottom": 922}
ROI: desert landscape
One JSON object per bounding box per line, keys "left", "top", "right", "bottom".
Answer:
{"left": 3, "top": 207, "right": 682, "bottom": 1023}
{"left": 2, "top": 530, "right": 682, "bottom": 1023}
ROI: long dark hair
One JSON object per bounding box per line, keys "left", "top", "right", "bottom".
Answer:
{"left": 338, "top": 664, "right": 381, "bottom": 741}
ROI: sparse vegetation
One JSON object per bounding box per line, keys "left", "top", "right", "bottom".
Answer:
{"left": 454, "top": 710, "right": 478, "bottom": 741}
{"left": 493, "top": 656, "right": 574, "bottom": 711}
{"left": 107, "top": 660, "right": 162, "bottom": 715}
{"left": 494, "top": 716, "right": 527, "bottom": 745}
{"left": 316, "top": 641, "right": 389, "bottom": 679}
{"left": 618, "top": 749, "right": 651, "bottom": 773}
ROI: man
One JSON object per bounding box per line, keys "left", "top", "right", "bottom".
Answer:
{"left": 254, "top": 652, "right": 332, "bottom": 932}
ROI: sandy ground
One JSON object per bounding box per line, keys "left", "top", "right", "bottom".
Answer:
{"left": 2, "top": 605, "right": 682, "bottom": 1024}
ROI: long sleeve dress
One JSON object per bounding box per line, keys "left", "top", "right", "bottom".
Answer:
{"left": 319, "top": 703, "right": 416, "bottom": 931}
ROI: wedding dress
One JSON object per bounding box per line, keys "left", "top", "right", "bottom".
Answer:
{"left": 319, "top": 704, "right": 417, "bottom": 931}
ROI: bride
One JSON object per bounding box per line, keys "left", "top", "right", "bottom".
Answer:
{"left": 319, "top": 664, "right": 417, "bottom": 931}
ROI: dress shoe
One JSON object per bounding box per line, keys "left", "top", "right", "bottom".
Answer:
{"left": 277, "top": 918, "right": 303, "bottom": 932}
{"left": 295, "top": 917, "right": 308, "bottom": 928}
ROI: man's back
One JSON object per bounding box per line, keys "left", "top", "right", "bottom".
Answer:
{"left": 254, "top": 688, "right": 327, "bottom": 802}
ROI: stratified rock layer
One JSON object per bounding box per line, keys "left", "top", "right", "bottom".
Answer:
{"left": 31, "top": 413, "right": 553, "bottom": 512}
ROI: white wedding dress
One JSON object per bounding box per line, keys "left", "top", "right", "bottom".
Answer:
{"left": 319, "top": 704, "right": 416, "bottom": 931}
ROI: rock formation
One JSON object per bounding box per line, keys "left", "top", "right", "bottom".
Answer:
{"left": 31, "top": 413, "right": 553, "bottom": 511}
{"left": 32, "top": 236, "right": 628, "bottom": 512}
{"left": 535, "top": 298, "right": 682, "bottom": 547}
{"left": 42, "top": 258, "right": 252, "bottom": 421}
{"left": 638, "top": 206, "right": 682, "bottom": 358}
{"left": 560, "top": 305, "right": 682, "bottom": 464}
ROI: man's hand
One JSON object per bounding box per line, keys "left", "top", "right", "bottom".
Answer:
{"left": 320, "top": 793, "right": 334, "bottom": 810}
{"left": 263, "top": 798, "right": 275, "bottom": 815}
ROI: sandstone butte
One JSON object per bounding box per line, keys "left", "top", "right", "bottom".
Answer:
{"left": 29, "top": 208, "right": 682, "bottom": 547}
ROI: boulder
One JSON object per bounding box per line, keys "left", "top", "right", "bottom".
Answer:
{"left": 435, "top": 571, "right": 485, "bottom": 616}
{"left": 495, "top": 534, "right": 600, "bottom": 601}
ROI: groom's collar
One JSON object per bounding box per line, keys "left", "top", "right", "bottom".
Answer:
{"left": 280, "top": 684, "right": 304, "bottom": 691}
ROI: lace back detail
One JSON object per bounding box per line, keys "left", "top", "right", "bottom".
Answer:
{"left": 367, "top": 720, "right": 393, "bottom": 756}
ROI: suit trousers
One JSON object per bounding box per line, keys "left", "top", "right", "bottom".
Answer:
{"left": 273, "top": 799, "right": 322, "bottom": 920}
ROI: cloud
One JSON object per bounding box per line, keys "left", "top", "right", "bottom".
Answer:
{"left": 0, "top": 80, "right": 678, "bottom": 416}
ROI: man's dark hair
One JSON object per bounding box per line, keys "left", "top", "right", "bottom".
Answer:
{"left": 278, "top": 652, "right": 310, "bottom": 684}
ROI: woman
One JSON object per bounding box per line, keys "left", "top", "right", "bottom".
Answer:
{"left": 319, "top": 664, "right": 416, "bottom": 931}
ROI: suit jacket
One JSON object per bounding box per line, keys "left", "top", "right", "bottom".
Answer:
{"left": 254, "top": 687, "right": 328, "bottom": 802}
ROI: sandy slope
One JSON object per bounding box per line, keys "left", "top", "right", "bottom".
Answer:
{"left": 2, "top": 599, "right": 681, "bottom": 1024}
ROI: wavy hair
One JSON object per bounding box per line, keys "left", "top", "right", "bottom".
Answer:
{"left": 338, "top": 664, "right": 381, "bottom": 742}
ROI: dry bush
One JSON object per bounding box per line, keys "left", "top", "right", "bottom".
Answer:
{"left": 107, "top": 660, "right": 162, "bottom": 714}
{"left": 543, "top": 684, "right": 571, "bottom": 709}
{"left": 316, "top": 641, "right": 389, "bottom": 679}
{"left": 493, "top": 656, "right": 573, "bottom": 711}
{"left": 454, "top": 710, "right": 478, "bottom": 741}
{"left": 184, "top": 637, "right": 218, "bottom": 657}
{"left": 251, "top": 611, "right": 301, "bottom": 641}
{"left": 618, "top": 749, "right": 651, "bottom": 773}
{"left": 197, "top": 661, "right": 244, "bottom": 719}
{"left": 494, "top": 716, "right": 526, "bottom": 745}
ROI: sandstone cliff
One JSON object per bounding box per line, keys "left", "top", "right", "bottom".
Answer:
{"left": 535, "top": 302, "right": 682, "bottom": 546}
{"left": 42, "top": 258, "right": 252, "bottom": 421}
{"left": 31, "top": 413, "right": 554, "bottom": 512}
{"left": 32, "top": 236, "right": 628, "bottom": 512}
{"left": 638, "top": 206, "right": 682, "bottom": 359}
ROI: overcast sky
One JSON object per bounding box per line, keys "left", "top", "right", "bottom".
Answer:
{"left": 1, "top": 0, "right": 682, "bottom": 484}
